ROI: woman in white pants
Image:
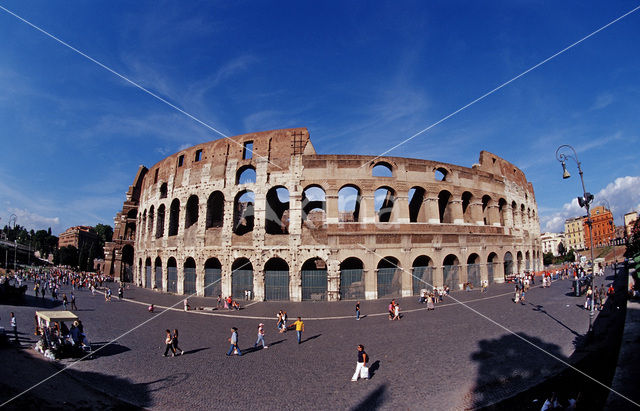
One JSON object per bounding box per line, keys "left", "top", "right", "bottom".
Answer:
{"left": 351, "top": 344, "right": 369, "bottom": 381}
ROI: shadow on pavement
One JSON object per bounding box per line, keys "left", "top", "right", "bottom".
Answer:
{"left": 302, "top": 334, "right": 321, "bottom": 344}
{"left": 18, "top": 295, "right": 63, "bottom": 309}
{"left": 530, "top": 304, "right": 580, "bottom": 338}
{"left": 183, "top": 347, "right": 209, "bottom": 355}
{"left": 350, "top": 384, "right": 387, "bottom": 411}
{"left": 89, "top": 342, "right": 131, "bottom": 358}
{"left": 369, "top": 360, "right": 380, "bottom": 379}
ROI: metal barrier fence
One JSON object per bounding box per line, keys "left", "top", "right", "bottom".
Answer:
{"left": 377, "top": 268, "right": 402, "bottom": 298}
{"left": 155, "top": 266, "right": 162, "bottom": 289}
{"left": 145, "top": 266, "right": 152, "bottom": 288}
{"left": 412, "top": 266, "right": 433, "bottom": 295}
{"left": 302, "top": 270, "right": 327, "bottom": 301}
{"left": 340, "top": 269, "right": 364, "bottom": 300}
{"left": 487, "top": 263, "right": 495, "bottom": 284}
{"left": 183, "top": 267, "right": 196, "bottom": 295}
{"left": 265, "top": 270, "right": 290, "bottom": 301}
{"left": 467, "top": 264, "right": 481, "bottom": 287}
{"left": 204, "top": 268, "right": 221, "bottom": 297}
{"left": 167, "top": 267, "right": 178, "bottom": 293}
{"left": 443, "top": 265, "right": 459, "bottom": 290}
{"left": 232, "top": 270, "right": 253, "bottom": 300}
{"left": 504, "top": 260, "right": 514, "bottom": 278}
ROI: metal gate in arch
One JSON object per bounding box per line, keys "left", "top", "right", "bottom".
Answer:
{"left": 340, "top": 269, "right": 364, "bottom": 300}
{"left": 167, "top": 267, "right": 178, "bottom": 293}
{"left": 467, "top": 264, "right": 481, "bottom": 288}
{"left": 264, "top": 270, "right": 290, "bottom": 301}
{"left": 145, "top": 266, "right": 152, "bottom": 289}
{"left": 377, "top": 268, "right": 401, "bottom": 298}
{"left": 302, "top": 270, "right": 327, "bottom": 301}
{"left": 412, "top": 266, "right": 433, "bottom": 295}
{"left": 232, "top": 270, "right": 253, "bottom": 300}
{"left": 204, "top": 268, "right": 221, "bottom": 297}
{"left": 443, "top": 265, "right": 459, "bottom": 290}
{"left": 183, "top": 267, "right": 196, "bottom": 295}
{"left": 154, "top": 266, "right": 162, "bottom": 289}
{"left": 487, "top": 263, "right": 496, "bottom": 284}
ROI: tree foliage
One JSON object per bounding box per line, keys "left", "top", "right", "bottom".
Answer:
{"left": 625, "top": 218, "right": 640, "bottom": 258}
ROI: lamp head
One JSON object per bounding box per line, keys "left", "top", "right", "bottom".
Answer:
{"left": 561, "top": 161, "right": 571, "bottom": 179}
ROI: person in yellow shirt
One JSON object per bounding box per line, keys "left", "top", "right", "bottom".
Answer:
{"left": 293, "top": 317, "right": 304, "bottom": 344}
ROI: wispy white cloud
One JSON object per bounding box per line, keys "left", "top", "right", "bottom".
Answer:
{"left": 540, "top": 176, "right": 640, "bottom": 232}
{"left": 6, "top": 207, "right": 59, "bottom": 232}
{"left": 590, "top": 92, "right": 614, "bottom": 111}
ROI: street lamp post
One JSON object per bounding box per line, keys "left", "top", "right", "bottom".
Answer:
{"left": 556, "top": 144, "right": 596, "bottom": 334}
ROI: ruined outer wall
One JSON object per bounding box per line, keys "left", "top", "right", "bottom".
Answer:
{"left": 106, "top": 128, "right": 542, "bottom": 301}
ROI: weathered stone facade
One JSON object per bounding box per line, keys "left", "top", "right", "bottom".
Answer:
{"left": 104, "top": 128, "right": 542, "bottom": 301}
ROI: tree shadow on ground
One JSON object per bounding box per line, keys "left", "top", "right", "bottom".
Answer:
{"left": 17, "top": 295, "right": 62, "bottom": 309}
{"left": 350, "top": 384, "right": 387, "bottom": 411}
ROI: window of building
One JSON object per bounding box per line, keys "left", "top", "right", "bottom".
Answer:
{"left": 178, "top": 155, "right": 184, "bottom": 167}
{"left": 154, "top": 168, "right": 159, "bottom": 184}
{"left": 243, "top": 141, "right": 253, "bottom": 159}
{"left": 195, "top": 149, "right": 203, "bottom": 162}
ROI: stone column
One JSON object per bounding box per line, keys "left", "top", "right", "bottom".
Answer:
{"left": 327, "top": 258, "right": 340, "bottom": 301}
{"left": 450, "top": 199, "right": 464, "bottom": 225}
{"left": 162, "top": 262, "right": 168, "bottom": 292}
{"left": 494, "top": 260, "right": 505, "bottom": 283}
{"left": 196, "top": 259, "right": 205, "bottom": 296}
{"left": 402, "top": 265, "right": 412, "bottom": 297}
{"left": 221, "top": 262, "right": 232, "bottom": 298}
{"left": 470, "top": 201, "right": 484, "bottom": 225}
{"left": 365, "top": 267, "right": 377, "bottom": 300}
{"left": 394, "top": 195, "right": 410, "bottom": 224}
{"left": 488, "top": 204, "right": 501, "bottom": 226}
{"left": 177, "top": 262, "right": 184, "bottom": 294}
{"left": 290, "top": 267, "right": 302, "bottom": 302}
{"left": 425, "top": 195, "right": 440, "bottom": 224}
{"left": 361, "top": 194, "right": 376, "bottom": 224}
{"left": 326, "top": 190, "right": 339, "bottom": 224}
{"left": 253, "top": 269, "right": 265, "bottom": 301}
{"left": 433, "top": 266, "right": 444, "bottom": 288}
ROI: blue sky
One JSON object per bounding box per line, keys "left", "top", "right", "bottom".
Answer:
{"left": 1, "top": 1, "right": 640, "bottom": 235}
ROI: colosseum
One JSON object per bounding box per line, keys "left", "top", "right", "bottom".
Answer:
{"left": 103, "top": 128, "right": 542, "bottom": 301}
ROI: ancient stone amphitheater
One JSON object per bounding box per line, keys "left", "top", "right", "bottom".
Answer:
{"left": 104, "top": 128, "right": 541, "bottom": 301}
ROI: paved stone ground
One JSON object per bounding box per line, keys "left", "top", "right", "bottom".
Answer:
{"left": 0, "top": 273, "right": 611, "bottom": 410}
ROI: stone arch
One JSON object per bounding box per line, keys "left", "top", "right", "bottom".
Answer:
{"left": 264, "top": 257, "right": 290, "bottom": 301}
{"left": 516, "top": 251, "right": 523, "bottom": 274}
{"left": 142, "top": 209, "right": 147, "bottom": 238}
{"left": 462, "top": 191, "right": 474, "bottom": 224}
{"left": 372, "top": 161, "right": 393, "bottom": 177}
{"left": 438, "top": 190, "right": 453, "bottom": 223}
{"left": 520, "top": 204, "right": 526, "bottom": 227}
{"left": 231, "top": 257, "right": 253, "bottom": 300}
{"left": 265, "top": 186, "right": 290, "bottom": 235}
{"left": 233, "top": 190, "right": 255, "bottom": 235}
{"left": 504, "top": 251, "right": 514, "bottom": 277}
{"left": 154, "top": 257, "right": 162, "bottom": 289}
{"left": 159, "top": 182, "right": 168, "bottom": 199}
{"left": 144, "top": 257, "right": 152, "bottom": 288}
{"left": 435, "top": 167, "right": 448, "bottom": 181}
{"left": 377, "top": 256, "right": 401, "bottom": 298}
{"left": 487, "top": 252, "right": 498, "bottom": 284}
{"left": 511, "top": 201, "right": 518, "bottom": 227}
{"left": 339, "top": 257, "right": 365, "bottom": 300}
{"left": 302, "top": 185, "right": 326, "bottom": 226}
{"left": 443, "top": 254, "right": 460, "bottom": 290}
{"left": 338, "top": 184, "right": 361, "bottom": 222}
{"left": 185, "top": 195, "right": 199, "bottom": 229}
{"left": 121, "top": 244, "right": 134, "bottom": 282}
{"left": 167, "top": 257, "right": 178, "bottom": 293}
{"left": 183, "top": 257, "right": 197, "bottom": 295}
{"left": 408, "top": 186, "right": 427, "bottom": 223}
{"left": 375, "top": 186, "right": 396, "bottom": 223}
{"left": 206, "top": 191, "right": 224, "bottom": 228}
{"left": 467, "top": 253, "right": 481, "bottom": 287}
{"left": 498, "top": 198, "right": 507, "bottom": 226}
{"left": 204, "top": 257, "right": 222, "bottom": 297}
{"left": 525, "top": 250, "right": 531, "bottom": 271}
{"left": 148, "top": 205, "right": 155, "bottom": 236}
{"left": 412, "top": 255, "right": 434, "bottom": 295}
{"left": 156, "top": 204, "right": 165, "bottom": 238}
{"left": 482, "top": 195, "right": 492, "bottom": 225}
{"left": 169, "top": 198, "right": 180, "bottom": 236}
{"left": 301, "top": 257, "right": 328, "bottom": 301}
{"left": 236, "top": 165, "right": 256, "bottom": 184}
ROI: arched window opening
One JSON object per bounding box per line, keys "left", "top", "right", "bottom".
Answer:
{"left": 438, "top": 190, "right": 453, "bottom": 223}
{"left": 265, "top": 186, "right": 290, "bottom": 235}
{"left": 375, "top": 187, "right": 395, "bottom": 223}
{"left": 185, "top": 195, "right": 199, "bottom": 229}
{"left": 377, "top": 257, "right": 401, "bottom": 298}
{"left": 408, "top": 187, "right": 426, "bottom": 223}
{"left": 167, "top": 257, "right": 177, "bottom": 293}
{"left": 144, "top": 257, "right": 152, "bottom": 289}
{"left": 148, "top": 205, "right": 155, "bottom": 236}
{"left": 236, "top": 165, "right": 256, "bottom": 185}
{"left": 156, "top": 204, "right": 165, "bottom": 238}
{"left": 233, "top": 191, "right": 255, "bottom": 235}
{"left": 302, "top": 186, "right": 326, "bottom": 228}
{"left": 462, "top": 191, "right": 473, "bottom": 224}
{"left": 264, "top": 258, "right": 290, "bottom": 301}
{"left": 372, "top": 162, "right": 393, "bottom": 177}
{"left": 160, "top": 182, "right": 168, "bottom": 199}
{"left": 301, "top": 258, "right": 328, "bottom": 301}
{"left": 443, "top": 254, "right": 460, "bottom": 291}
{"left": 142, "top": 210, "right": 147, "bottom": 238}
{"left": 169, "top": 199, "right": 180, "bottom": 236}
{"left": 338, "top": 185, "right": 361, "bottom": 222}
{"left": 504, "top": 251, "right": 514, "bottom": 278}
{"left": 412, "top": 255, "right": 433, "bottom": 295}
{"left": 183, "top": 257, "right": 197, "bottom": 295}
{"left": 521, "top": 204, "right": 526, "bottom": 227}
{"left": 206, "top": 191, "right": 224, "bottom": 228}
{"left": 435, "top": 167, "right": 447, "bottom": 181}
{"left": 340, "top": 257, "right": 364, "bottom": 300}
{"left": 498, "top": 198, "right": 507, "bottom": 226}
{"left": 204, "top": 258, "right": 222, "bottom": 297}
{"left": 482, "top": 195, "right": 492, "bottom": 225}
{"left": 154, "top": 257, "right": 162, "bottom": 289}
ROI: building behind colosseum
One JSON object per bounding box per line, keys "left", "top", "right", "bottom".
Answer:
{"left": 103, "top": 128, "right": 541, "bottom": 301}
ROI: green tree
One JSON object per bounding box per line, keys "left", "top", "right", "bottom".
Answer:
{"left": 543, "top": 252, "right": 554, "bottom": 266}
{"left": 59, "top": 246, "right": 79, "bottom": 268}
{"left": 564, "top": 249, "right": 576, "bottom": 263}
{"left": 625, "top": 218, "right": 640, "bottom": 258}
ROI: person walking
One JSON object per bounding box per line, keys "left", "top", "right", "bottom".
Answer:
{"left": 163, "top": 329, "right": 174, "bottom": 357}
{"left": 293, "top": 317, "right": 304, "bottom": 344}
{"left": 355, "top": 301, "right": 361, "bottom": 320}
{"left": 118, "top": 286, "right": 124, "bottom": 300}
{"left": 172, "top": 329, "right": 184, "bottom": 355}
{"left": 426, "top": 294, "right": 435, "bottom": 311}
{"left": 226, "top": 327, "right": 242, "bottom": 356}
{"left": 10, "top": 312, "right": 18, "bottom": 342}
{"left": 62, "top": 293, "right": 68, "bottom": 310}
{"left": 351, "top": 344, "right": 369, "bottom": 381}
{"left": 70, "top": 292, "right": 78, "bottom": 311}
{"left": 254, "top": 323, "right": 268, "bottom": 349}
